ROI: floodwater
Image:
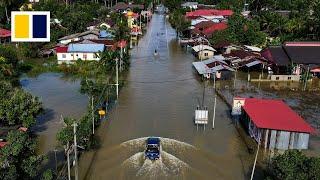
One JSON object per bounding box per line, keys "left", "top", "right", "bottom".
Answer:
{"left": 79, "top": 13, "right": 253, "bottom": 180}
{"left": 20, "top": 73, "right": 88, "bottom": 154}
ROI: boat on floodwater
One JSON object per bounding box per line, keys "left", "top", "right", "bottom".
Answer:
{"left": 145, "top": 137, "right": 161, "bottom": 160}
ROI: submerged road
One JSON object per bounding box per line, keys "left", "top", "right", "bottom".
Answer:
{"left": 79, "top": 12, "right": 252, "bottom": 180}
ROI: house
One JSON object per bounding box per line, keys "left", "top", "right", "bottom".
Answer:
{"left": 58, "top": 30, "right": 100, "bottom": 45}
{"left": 180, "top": 36, "right": 210, "bottom": 47}
{"left": 236, "top": 98, "right": 314, "bottom": 150}
{"left": 86, "top": 19, "right": 115, "bottom": 30}
{"left": 0, "top": 28, "right": 11, "bottom": 44}
{"left": 191, "top": 17, "right": 221, "bottom": 26}
{"left": 223, "top": 49, "right": 267, "bottom": 70}
{"left": 192, "top": 44, "right": 216, "bottom": 60}
{"left": 99, "top": 30, "right": 115, "bottom": 40}
{"left": 261, "top": 42, "right": 320, "bottom": 74}
{"left": 56, "top": 43, "right": 105, "bottom": 64}
{"left": 192, "top": 55, "right": 235, "bottom": 79}
{"left": 192, "top": 22, "right": 228, "bottom": 38}
{"left": 126, "top": 11, "right": 139, "bottom": 29}
{"left": 181, "top": 2, "right": 199, "bottom": 9}
{"left": 186, "top": 9, "right": 233, "bottom": 20}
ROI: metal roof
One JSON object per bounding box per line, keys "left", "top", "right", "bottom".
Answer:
{"left": 192, "top": 57, "right": 234, "bottom": 74}
{"left": 243, "top": 98, "right": 314, "bottom": 133}
{"left": 192, "top": 45, "right": 216, "bottom": 52}
{"left": 67, "top": 44, "right": 105, "bottom": 53}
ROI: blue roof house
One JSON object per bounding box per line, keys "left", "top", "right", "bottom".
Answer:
{"left": 57, "top": 43, "right": 105, "bottom": 64}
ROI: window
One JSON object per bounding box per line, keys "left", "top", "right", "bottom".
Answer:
{"left": 93, "top": 54, "right": 97, "bottom": 58}
{"left": 62, "top": 54, "right": 66, "bottom": 58}
{"left": 276, "top": 76, "right": 280, "bottom": 80}
{"left": 204, "top": 53, "right": 208, "bottom": 56}
{"left": 83, "top": 54, "right": 87, "bottom": 59}
{"left": 288, "top": 76, "right": 292, "bottom": 80}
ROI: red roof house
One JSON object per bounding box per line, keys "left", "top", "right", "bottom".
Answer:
{"left": 186, "top": 9, "right": 233, "bottom": 19}
{"left": 239, "top": 98, "right": 314, "bottom": 150}
{"left": 0, "top": 142, "right": 8, "bottom": 148}
{"left": 0, "top": 28, "right": 11, "bottom": 38}
{"left": 192, "top": 22, "right": 227, "bottom": 38}
{"left": 243, "top": 98, "right": 314, "bottom": 133}
{"left": 0, "top": 28, "right": 11, "bottom": 43}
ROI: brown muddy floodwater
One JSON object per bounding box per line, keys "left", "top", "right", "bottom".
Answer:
{"left": 20, "top": 73, "right": 88, "bottom": 154}
{"left": 79, "top": 13, "right": 253, "bottom": 180}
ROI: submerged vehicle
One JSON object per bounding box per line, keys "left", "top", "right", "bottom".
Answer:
{"left": 145, "top": 137, "right": 161, "bottom": 160}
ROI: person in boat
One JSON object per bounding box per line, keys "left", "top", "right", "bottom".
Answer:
{"left": 154, "top": 49, "right": 158, "bottom": 56}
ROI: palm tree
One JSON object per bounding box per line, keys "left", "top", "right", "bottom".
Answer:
{"left": 0, "top": 0, "right": 14, "bottom": 24}
{"left": 98, "top": 50, "right": 119, "bottom": 71}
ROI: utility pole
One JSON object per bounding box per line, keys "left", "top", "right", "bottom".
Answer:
{"left": 67, "top": 142, "right": 71, "bottom": 180}
{"left": 212, "top": 72, "right": 216, "bottom": 129}
{"left": 120, "top": 46, "right": 123, "bottom": 72}
{"left": 92, "top": 96, "right": 94, "bottom": 134}
{"left": 54, "top": 149, "right": 58, "bottom": 173}
{"left": 115, "top": 57, "right": 119, "bottom": 99}
{"left": 72, "top": 122, "right": 78, "bottom": 180}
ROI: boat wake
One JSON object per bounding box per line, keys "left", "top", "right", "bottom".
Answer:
{"left": 120, "top": 137, "right": 193, "bottom": 179}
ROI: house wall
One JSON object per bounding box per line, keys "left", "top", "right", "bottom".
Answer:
{"left": 198, "top": 50, "right": 214, "bottom": 60}
{"left": 57, "top": 52, "right": 101, "bottom": 64}
{"left": 270, "top": 75, "right": 301, "bottom": 81}
{"left": 240, "top": 110, "right": 310, "bottom": 150}
{"left": 266, "top": 130, "right": 310, "bottom": 150}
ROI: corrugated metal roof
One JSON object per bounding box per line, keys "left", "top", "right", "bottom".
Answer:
{"left": 192, "top": 45, "right": 216, "bottom": 52}
{"left": 243, "top": 98, "right": 315, "bottom": 133}
{"left": 67, "top": 44, "right": 105, "bottom": 53}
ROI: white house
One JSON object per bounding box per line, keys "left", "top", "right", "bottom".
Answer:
{"left": 181, "top": 2, "right": 198, "bottom": 9}
{"left": 192, "top": 44, "right": 216, "bottom": 60}
{"left": 56, "top": 43, "right": 105, "bottom": 64}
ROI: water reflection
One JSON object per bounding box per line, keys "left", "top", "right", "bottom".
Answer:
{"left": 20, "top": 73, "right": 88, "bottom": 154}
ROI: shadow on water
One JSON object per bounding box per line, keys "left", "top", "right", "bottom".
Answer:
{"left": 31, "top": 108, "right": 56, "bottom": 133}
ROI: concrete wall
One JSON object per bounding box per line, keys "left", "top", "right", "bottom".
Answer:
{"left": 267, "top": 130, "right": 310, "bottom": 150}
{"left": 198, "top": 50, "right": 214, "bottom": 60}
{"left": 270, "top": 75, "right": 301, "bottom": 81}
{"left": 57, "top": 52, "right": 101, "bottom": 64}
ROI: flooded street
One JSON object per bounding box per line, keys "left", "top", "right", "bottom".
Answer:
{"left": 21, "top": 73, "right": 88, "bottom": 154}
{"left": 79, "top": 13, "right": 252, "bottom": 180}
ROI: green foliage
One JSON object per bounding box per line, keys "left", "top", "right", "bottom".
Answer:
{"left": 0, "top": 130, "right": 44, "bottom": 180}
{"left": 210, "top": 13, "right": 267, "bottom": 46}
{"left": 114, "top": 14, "right": 130, "bottom": 41}
{"left": 41, "top": 169, "right": 54, "bottom": 180}
{"left": 163, "top": 0, "right": 182, "bottom": 11}
{"left": 0, "top": 45, "right": 18, "bottom": 70}
{"left": 57, "top": 114, "right": 98, "bottom": 149}
{"left": 216, "top": 0, "right": 247, "bottom": 12}
{"left": 267, "top": 150, "right": 320, "bottom": 180}
{"left": 0, "top": 81, "right": 43, "bottom": 127}
{"left": 169, "top": 9, "right": 191, "bottom": 37}
{"left": 34, "top": 1, "right": 100, "bottom": 34}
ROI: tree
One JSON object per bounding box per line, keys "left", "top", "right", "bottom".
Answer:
{"left": 163, "top": 0, "right": 182, "bottom": 11}
{"left": 0, "top": 130, "right": 44, "bottom": 180}
{"left": 0, "top": 81, "right": 43, "bottom": 127}
{"left": 267, "top": 150, "right": 320, "bottom": 180}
